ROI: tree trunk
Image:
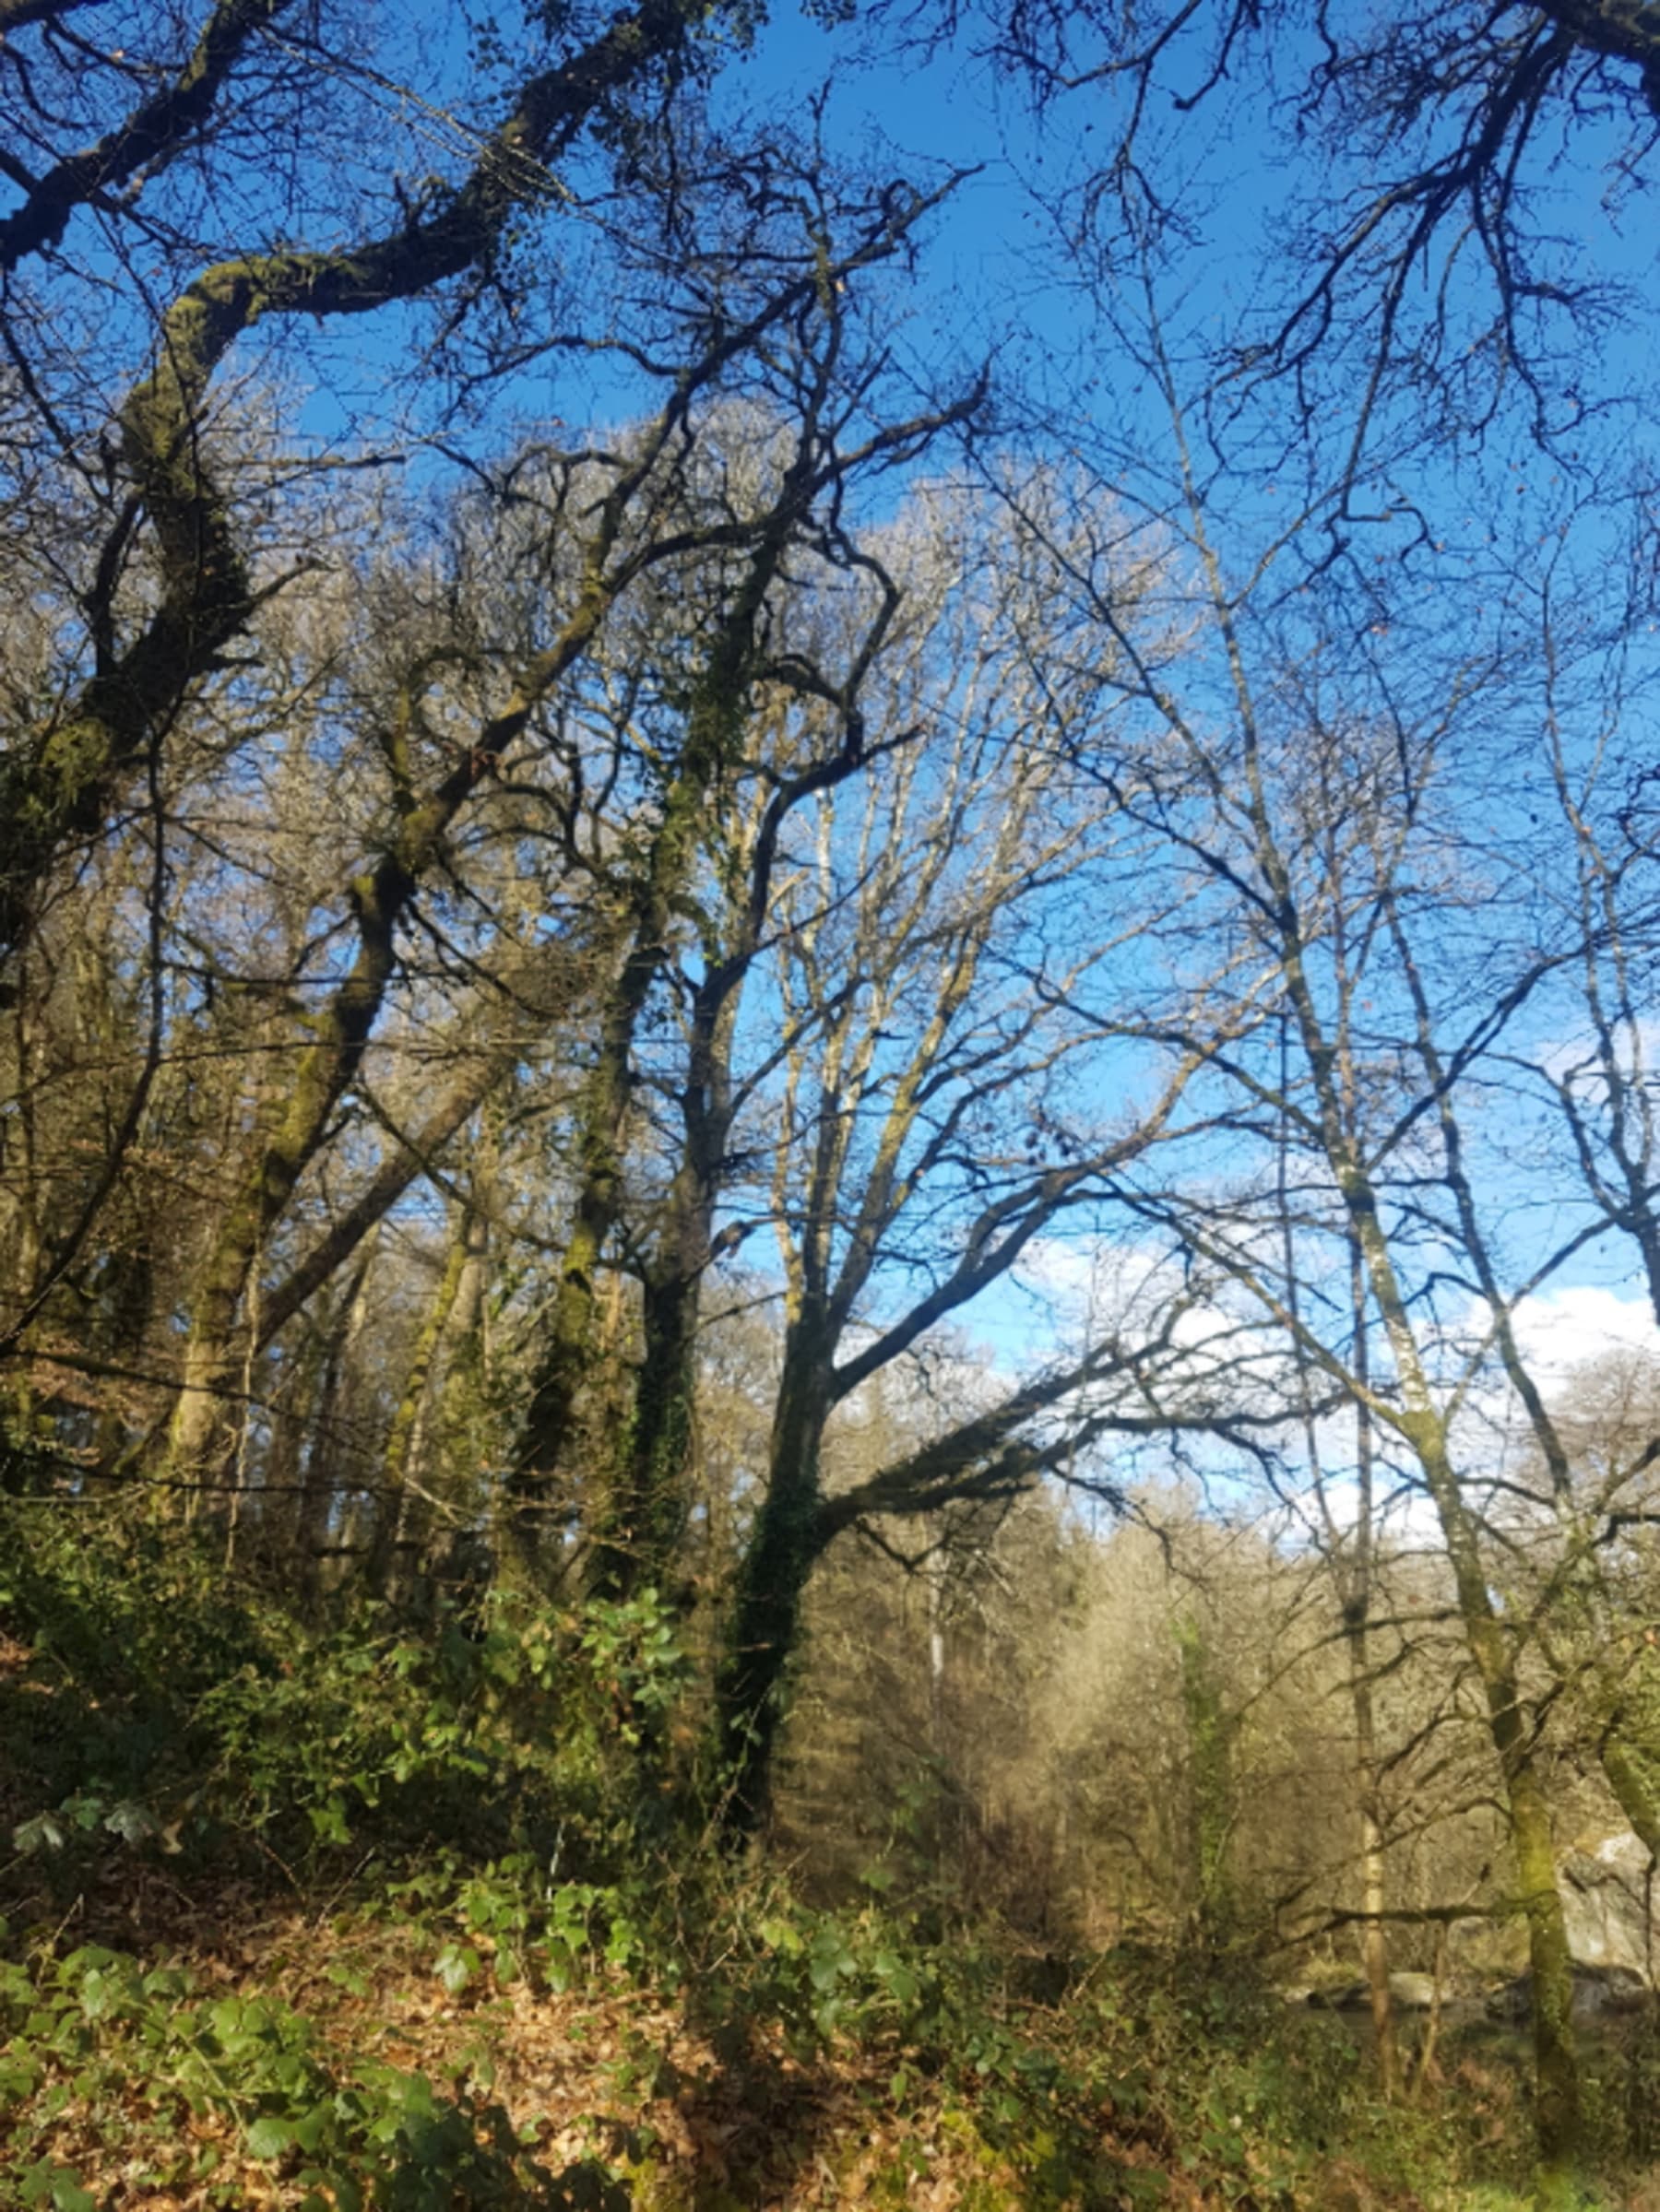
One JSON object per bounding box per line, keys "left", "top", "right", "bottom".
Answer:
{"left": 255, "top": 1050, "right": 505, "bottom": 1353}
{"left": 1349, "top": 1229, "right": 1581, "bottom": 2175}
{"left": 1409, "top": 1415, "right": 1582, "bottom": 2195}
{"left": 1349, "top": 1629, "right": 1401, "bottom": 2100}
{"left": 161, "top": 853, "right": 419, "bottom": 1480}
{"left": 1601, "top": 1733, "right": 1660, "bottom": 1859}
{"left": 1338, "top": 1256, "right": 1400, "bottom": 2096}
{"left": 588, "top": 1264, "right": 698, "bottom": 1604}
{"left": 0, "top": 0, "right": 707, "bottom": 982}
{"left": 509, "top": 994, "right": 639, "bottom": 1560}
{"left": 1263, "top": 851, "right": 1585, "bottom": 2186}
{"left": 717, "top": 1315, "right": 835, "bottom": 1831}
{"left": 509, "top": 515, "right": 793, "bottom": 1558}
{"left": 372, "top": 1225, "right": 468, "bottom": 1596}
{"left": 293, "top": 1248, "right": 375, "bottom": 1601}
{"left": 590, "top": 980, "right": 732, "bottom": 1603}
{"left": 259, "top": 1310, "right": 331, "bottom": 1568}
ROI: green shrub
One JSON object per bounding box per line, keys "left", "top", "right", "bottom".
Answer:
{"left": 1, "top": 1501, "right": 694, "bottom": 1890}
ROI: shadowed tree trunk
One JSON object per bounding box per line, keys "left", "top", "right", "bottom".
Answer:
{"left": 705, "top": 502, "right": 1199, "bottom": 1830}
{"left": 590, "top": 682, "right": 903, "bottom": 1605}
{"left": 291, "top": 1248, "right": 376, "bottom": 1602}
{"left": 509, "top": 551, "right": 802, "bottom": 1565}
{"left": 717, "top": 1312, "right": 836, "bottom": 1816}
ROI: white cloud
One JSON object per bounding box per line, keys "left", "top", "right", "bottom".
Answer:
{"left": 1501, "top": 1284, "right": 1660, "bottom": 1396}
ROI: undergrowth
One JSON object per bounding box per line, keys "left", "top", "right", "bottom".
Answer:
{"left": 1, "top": 1496, "right": 1653, "bottom": 2209}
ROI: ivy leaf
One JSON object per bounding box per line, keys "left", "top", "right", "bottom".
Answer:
{"left": 12, "top": 1814, "right": 65, "bottom": 1856}
{"left": 103, "top": 1799, "right": 160, "bottom": 1845}
{"left": 19, "top": 2161, "right": 95, "bottom": 2212}
{"left": 245, "top": 2115, "right": 294, "bottom": 2160}
{"left": 433, "top": 1942, "right": 480, "bottom": 1997}
{"left": 291, "top": 2100, "right": 335, "bottom": 2152}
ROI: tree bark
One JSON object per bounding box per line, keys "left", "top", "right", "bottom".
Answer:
{"left": 255, "top": 1051, "right": 506, "bottom": 1353}
{"left": 1337, "top": 1170, "right": 1580, "bottom": 2187}
{"left": 162, "top": 847, "right": 429, "bottom": 1478}
{"left": 1346, "top": 1316, "right": 1400, "bottom": 2098}
{"left": 717, "top": 1314, "right": 836, "bottom": 1832}
{"left": 292, "top": 1249, "right": 375, "bottom": 1597}
{"left": 0, "top": 0, "right": 293, "bottom": 277}
{"left": 1601, "top": 1733, "right": 1660, "bottom": 1860}
{"left": 510, "top": 941, "right": 658, "bottom": 1555}
{"left": 1243, "top": 692, "right": 1585, "bottom": 2188}
{"left": 160, "top": 386, "right": 682, "bottom": 1479}
{"left": 372, "top": 1225, "right": 469, "bottom": 1596}
{"left": 1349, "top": 1624, "right": 1401, "bottom": 2100}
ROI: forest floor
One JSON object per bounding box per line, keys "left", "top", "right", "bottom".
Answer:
{"left": 6, "top": 1848, "right": 1651, "bottom": 2212}
{"left": 3, "top": 1510, "right": 1657, "bottom": 2210}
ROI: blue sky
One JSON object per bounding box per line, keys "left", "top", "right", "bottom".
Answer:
{"left": 697, "top": 8, "right": 1660, "bottom": 1421}
{"left": 68, "top": 0, "right": 1659, "bottom": 1430}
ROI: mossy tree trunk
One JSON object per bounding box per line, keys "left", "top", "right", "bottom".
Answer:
{"left": 290, "top": 1248, "right": 376, "bottom": 1601}
{"left": 1285, "top": 988, "right": 1583, "bottom": 2184}
{"left": 509, "top": 487, "right": 810, "bottom": 1568}
{"left": 1340, "top": 1272, "right": 1401, "bottom": 2095}
{"left": 1601, "top": 1735, "right": 1660, "bottom": 1861}
{"left": 1271, "top": 918, "right": 1584, "bottom": 2187}
{"left": 162, "top": 262, "right": 839, "bottom": 1489}
{"left": 592, "top": 703, "right": 885, "bottom": 1606}
{"left": 717, "top": 1309, "right": 836, "bottom": 1829}
{"left": 1161, "top": 381, "right": 1593, "bottom": 2182}
{"left": 253, "top": 1047, "right": 511, "bottom": 1356}
{"left": 704, "top": 627, "right": 1193, "bottom": 1835}
{"left": 506, "top": 262, "right": 979, "bottom": 1573}
{"left": 587, "top": 908, "right": 741, "bottom": 1608}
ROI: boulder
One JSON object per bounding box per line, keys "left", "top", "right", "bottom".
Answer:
{"left": 1558, "top": 1831, "right": 1656, "bottom": 1983}
{"left": 1307, "top": 1971, "right": 1441, "bottom": 2012}
{"left": 1307, "top": 1834, "right": 1656, "bottom": 2025}
{"left": 1382, "top": 1971, "right": 1440, "bottom": 2010}
{"left": 1486, "top": 1962, "right": 1651, "bottom": 2023}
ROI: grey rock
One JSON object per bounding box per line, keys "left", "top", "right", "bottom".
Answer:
{"left": 1306, "top": 1981, "right": 1369, "bottom": 2010}
{"left": 1486, "top": 1962, "right": 1652, "bottom": 2023}
{"left": 1306, "top": 1971, "right": 1441, "bottom": 2012}
{"left": 1558, "top": 1831, "right": 1656, "bottom": 1982}
{"left": 1383, "top": 1971, "right": 1440, "bottom": 2010}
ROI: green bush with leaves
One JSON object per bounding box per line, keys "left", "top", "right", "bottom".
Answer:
{"left": 2, "top": 1501, "right": 697, "bottom": 1886}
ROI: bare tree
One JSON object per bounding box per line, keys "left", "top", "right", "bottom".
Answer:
{"left": 0, "top": 0, "right": 774, "bottom": 982}
{"left": 506, "top": 296, "right": 986, "bottom": 1575}
{"left": 699, "top": 483, "right": 1251, "bottom": 1826}
{"left": 148, "top": 158, "right": 964, "bottom": 1494}
{"left": 984, "top": 247, "right": 1660, "bottom": 2184}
